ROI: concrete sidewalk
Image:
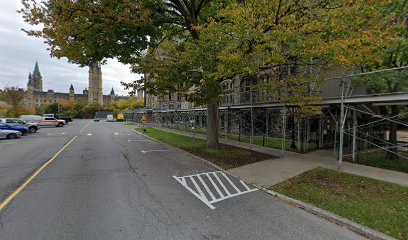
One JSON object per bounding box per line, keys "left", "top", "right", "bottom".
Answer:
{"left": 155, "top": 126, "right": 408, "bottom": 187}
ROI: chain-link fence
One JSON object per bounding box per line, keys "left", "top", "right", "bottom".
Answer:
{"left": 127, "top": 67, "right": 408, "bottom": 167}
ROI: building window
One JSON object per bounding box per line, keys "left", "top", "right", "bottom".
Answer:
{"left": 222, "top": 80, "right": 234, "bottom": 104}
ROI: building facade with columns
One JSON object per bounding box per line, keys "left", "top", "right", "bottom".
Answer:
{"left": 24, "top": 62, "right": 126, "bottom": 108}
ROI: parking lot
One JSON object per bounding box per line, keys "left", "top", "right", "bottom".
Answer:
{"left": 0, "top": 120, "right": 87, "bottom": 202}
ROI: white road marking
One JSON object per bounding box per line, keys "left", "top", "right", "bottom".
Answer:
{"left": 141, "top": 149, "right": 169, "bottom": 153}
{"left": 114, "top": 133, "right": 119, "bottom": 135}
{"left": 173, "top": 171, "right": 257, "bottom": 209}
{"left": 86, "top": 133, "right": 92, "bottom": 136}
{"left": 61, "top": 132, "right": 66, "bottom": 135}
{"left": 128, "top": 139, "right": 153, "bottom": 142}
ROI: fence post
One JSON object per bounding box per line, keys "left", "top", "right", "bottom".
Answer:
{"left": 263, "top": 134, "right": 265, "bottom": 146}
{"left": 265, "top": 109, "right": 269, "bottom": 145}
{"left": 282, "top": 107, "right": 286, "bottom": 156}
{"left": 239, "top": 111, "right": 242, "bottom": 142}
{"left": 250, "top": 89, "right": 254, "bottom": 145}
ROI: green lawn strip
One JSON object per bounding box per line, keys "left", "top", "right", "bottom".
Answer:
{"left": 123, "top": 122, "right": 137, "bottom": 126}
{"left": 135, "top": 128, "right": 273, "bottom": 169}
{"left": 344, "top": 154, "right": 408, "bottom": 174}
{"left": 157, "top": 126, "right": 318, "bottom": 152}
{"left": 271, "top": 167, "right": 408, "bottom": 239}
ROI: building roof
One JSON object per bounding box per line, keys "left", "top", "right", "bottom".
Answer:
{"left": 69, "top": 84, "right": 74, "bottom": 91}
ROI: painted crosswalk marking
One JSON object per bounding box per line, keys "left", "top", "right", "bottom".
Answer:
{"left": 141, "top": 149, "right": 168, "bottom": 153}
{"left": 173, "top": 171, "right": 257, "bottom": 209}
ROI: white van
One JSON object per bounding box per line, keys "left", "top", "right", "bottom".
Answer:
{"left": 106, "top": 115, "right": 114, "bottom": 122}
{"left": 20, "top": 115, "right": 42, "bottom": 122}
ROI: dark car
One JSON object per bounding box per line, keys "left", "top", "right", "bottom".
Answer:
{"left": 0, "top": 123, "right": 29, "bottom": 134}
{"left": 57, "top": 117, "right": 72, "bottom": 123}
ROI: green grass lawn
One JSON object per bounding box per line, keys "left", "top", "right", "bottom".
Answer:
{"left": 345, "top": 153, "right": 408, "bottom": 173}
{"left": 271, "top": 167, "right": 408, "bottom": 239}
{"left": 135, "top": 127, "right": 273, "bottom": 169}
{"left": 157, "top": 126, "right": 318, "bottom": 153}
{"left": 122, "top": 122, "right": 138, "bottom": 126}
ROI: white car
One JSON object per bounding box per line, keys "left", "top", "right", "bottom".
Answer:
{"left": 0, "top": 129, "right": 22, "bottom": 140}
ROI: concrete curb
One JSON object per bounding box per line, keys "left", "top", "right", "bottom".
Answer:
{"left": 131, "top": 128, "right": 395, "bottom": 240}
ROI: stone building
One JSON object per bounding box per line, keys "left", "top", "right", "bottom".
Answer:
{"left": 24, "top": 62, "right": 127, "bottom": 108}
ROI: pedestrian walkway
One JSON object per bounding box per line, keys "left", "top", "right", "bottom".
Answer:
{"left": 156, "top": 127, "right": 408, "bottom": 187}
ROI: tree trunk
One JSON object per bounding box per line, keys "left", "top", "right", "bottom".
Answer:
{"left": 387, "top": 105, "right": 398, "bottom": 159}
{"left": 207, "top": 102, "right": 219, "bottom": 148}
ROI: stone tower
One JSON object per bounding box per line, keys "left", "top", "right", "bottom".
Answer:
{"left": 88, "top": 63, "right": 103, "bottom": 105}
{"left": 69, "top": 84, "right": 75, "bottom": 101}
{"left": 31, "top": 61, "right": 43, "bottom": 91}
{"left": 27, "top": 72, "right": 33, "bottom": 91}
{"left": 110, "top": 87, "right": 115, "bottom": 102}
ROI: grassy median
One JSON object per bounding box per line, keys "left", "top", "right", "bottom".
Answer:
{"left": 135, "top": 127, "right": 274, "bottom": 169}
{"left": 271, "top": 167, "right": 408, "bottom": 239}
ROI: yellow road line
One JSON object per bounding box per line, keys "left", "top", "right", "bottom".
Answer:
{"left": 0, "top": 135, "right": 78, "bottom": 212}
{"left": 80, "top": 121, "right": 92, "bottom": 134}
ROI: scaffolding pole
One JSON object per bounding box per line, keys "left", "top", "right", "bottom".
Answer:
{"left": 352, "top": 109, "right": 357, "bottom": 162}
{"left": 338, "top": 80, "right": 345, "bottom": 168}
{"left": 282, "top": 107, "right": 286, "bottom": 156}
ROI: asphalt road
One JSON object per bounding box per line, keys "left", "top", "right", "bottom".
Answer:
{"left": 0, "top": 120, "right": 363, "bottom": 240}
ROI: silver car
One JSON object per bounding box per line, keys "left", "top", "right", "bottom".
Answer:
{"left": 0, "top": 118, "right": 40, "bottom": 133}
{"left": 0, "top": 129, "right": 22, "bottom": 140}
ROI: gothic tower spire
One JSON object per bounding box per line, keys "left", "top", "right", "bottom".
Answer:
{"left": 69, "top": 84, "right": 75, "bottom": 100}
{"left": 88, "top": 63, "right": 103, "bottom": 105}
{"left": 27, "top": 72, "right": 33, "bottom": 90}
{"left": 31, "top": 61, "right": 43, "bottom": 91}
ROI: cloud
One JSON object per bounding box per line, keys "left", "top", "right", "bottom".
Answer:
{"left": 0, "top": 1, "right": 142, "bottom": 96}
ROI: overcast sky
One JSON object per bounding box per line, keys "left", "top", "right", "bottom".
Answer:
{"left": 0, "top": 1, "right": 141, "bottom": 96}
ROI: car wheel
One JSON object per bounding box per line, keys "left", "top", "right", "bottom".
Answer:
{"left": 57, "top": 122, "right": 64, "bottom": 127}
{"left": 7, "top": 133, "right": 18, "bottom": 140}
{"left": 29, "top": 127, "right": 37, "bottom": 133}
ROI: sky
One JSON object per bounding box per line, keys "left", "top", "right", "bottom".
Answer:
{"left": 0, "top": 1, "right": 142, "bottom": 96}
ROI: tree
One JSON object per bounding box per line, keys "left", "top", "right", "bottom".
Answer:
{"left": 134, "top": 22, "right": 230, "bottom": 147}
{"left": 20, "top": 0, "right": 226, "bottom": 147}
{"left": 353, "top": 0, "right": 408, "bottom": 159}
{"left": 19, "top": 0, "right": 160, "bottom": 65}
{"left": 0, "top": 87, "right": 26, "bottom": 117}
{"left": 209, "top": 0, "right": 399, "bottom": 149}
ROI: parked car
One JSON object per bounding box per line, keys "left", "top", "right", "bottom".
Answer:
{"left": 0, "top": 118, "right": 40, "bottom": 133}
{"left": 106, "top": 115, "right": 114, "bottom": 122}
{"left": 117, "top": 114, "right": 125, "bottom": 122}
{"left": 0, "top": 123, "right": 29, "bottom": 134}
{"left": 58, "top": 117, "right": 72, "bottom": 123}
{"left": 43, "top": 114, "right": 72, "bottom": 124}
{"left": 0, "top": 129, "right": 22, "bottom": 140}
{"left": 20, "top": 115, "right": 42, "bottom": 122}
{"left": 20, "top": 115, "right": 65, "bottom": 127}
